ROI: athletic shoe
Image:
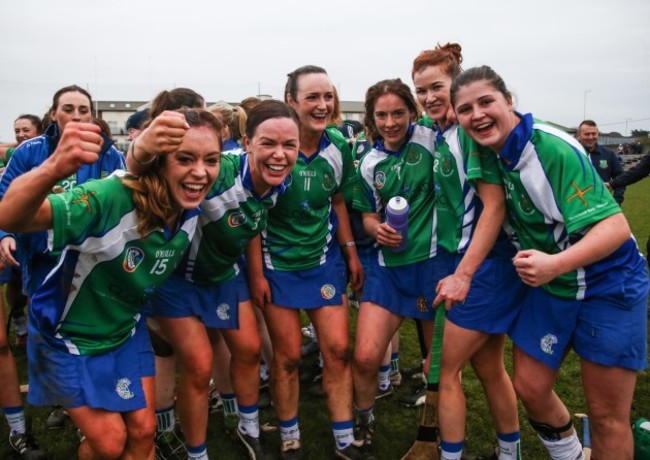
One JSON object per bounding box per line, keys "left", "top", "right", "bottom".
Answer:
{"left": 334, "top": 440, "right": 376, "bottom": 459}
{"left": 155, "top": 423, "right": 186, "bottom": 460}
{"left": 401, "top": 365, "right": 424, "bottom": 381}
{"left": 398, "top": 382, "right": 426, "bottom": 407}
{"left": 8, "top": 430, "right": 46, "bottom": 460}
{"left": 236, "top": 428, "right": 274, "bottom": 460}
{"left": 374, "top": 384, "right": 394, "bottom": 400}
{"left": 46, "top": 405, "right": 69, "bottom": 429}
{"left": 354, "top": 418, "right": 376, "bottom": 447}
{"left": 280, "top": 438, "right": 303, "bottom": 460}
{"left": 389, "top": 370, "right": 402, "bottom": 386}
{"left": 301, "top": 324, "right": 316, "bottom": 339}
{"left": 208, "top": 386, "right": 223, "bottom": 413}
{"left": 300, "top": 340, "right": 319, "bottom": 357}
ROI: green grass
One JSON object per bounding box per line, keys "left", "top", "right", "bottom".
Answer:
{"left": 2, "top": 180, "right": 649, "bottom": 459}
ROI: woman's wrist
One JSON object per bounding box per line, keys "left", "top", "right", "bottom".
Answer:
{"left": 130, "top": 137, "right": 155, "bottom": 166}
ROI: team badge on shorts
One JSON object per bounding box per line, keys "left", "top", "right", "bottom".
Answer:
{"left": 116, "top": 378, "right": 135, "bottom": 400}
{"left": 123, "top": 247, "right": 145, "bottom": 273}
{"left": 416, "top": 296, "right": 427, "bottom": 312}
{"left": 540, "top": 333, "right": 558, "bottom": 355}
{"left": 321, "top": 284, "right": 336, "bottom": 300}
{"left": 217, "top": 303, "right": 231, "bottom": 320}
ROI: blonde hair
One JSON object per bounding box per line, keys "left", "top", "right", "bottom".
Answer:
{"left": 208, "top": 103, "right": 247, "bottom": 145}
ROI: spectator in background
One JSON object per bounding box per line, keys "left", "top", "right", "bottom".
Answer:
{"left": 577, "top": 120, "right": 626, "bottom": 204}
{"left": 608, "top": 150, "right": 650, "bottom": 262}
{"left": 240, "top": 97, "right": 262, "bottom": 116}
{"left": 126, "top": 108, "right": 151, "bottom": 141}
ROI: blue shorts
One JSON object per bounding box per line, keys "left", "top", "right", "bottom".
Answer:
{"left": 447, "top": 256, "right": 525, "bottom": 334}
{"left": 264, "top": 247, "right": 347, "bottom": 309}
{"left": 27, "top": 318, "right": 154, "bottom": 412}
{"left": 149, "top": 272, "right": 247, "bottom": 329}
{"left": 510, "top": 262, "right": 648, "bottom": 371}
{"left": 361, "top": 251, "right": 454, "bottom": 320}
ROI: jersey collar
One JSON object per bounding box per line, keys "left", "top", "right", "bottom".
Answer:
{"left": 498, "top": 112, "right": 533, "bottom": 169}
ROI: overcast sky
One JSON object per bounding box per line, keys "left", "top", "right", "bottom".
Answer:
{"left": 1, "top": 0, "right": 649, "bottom": 142}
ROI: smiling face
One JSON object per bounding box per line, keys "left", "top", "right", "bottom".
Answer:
{"left": 14, "top": 118, "right": 40, "bottom": 144}
{"left": 162, "top": 126, "right": 221, "bottom": 213}
{"left": 287, "top": 72, "right": 334, "bottom": 135}
{"left": 413, "top": 65, "right": 454, "bottom": 126}
{"left": 373, "top": 92, "right": 413, "bottom": 151}
{"left": 453, "top": 80, "right": 518, "bottom": 152}
{"left": 577, "top": 124, "right": 599, "bottom": 151}
{"left": 244, "top": 117, "right": 299, "bottom": 196}
{"left": 50, "top": 91, "right": 93, "bottom": 133}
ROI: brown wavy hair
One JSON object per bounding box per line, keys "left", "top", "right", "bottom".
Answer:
{"left": 122, "top": 108, "right": 222, "bottom": 236}
{"left": 364, "top": 79, "right": 419, "bottom": 144}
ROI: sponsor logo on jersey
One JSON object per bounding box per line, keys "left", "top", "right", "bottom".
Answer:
{"left": 374, "top": 171, "right": 386, "bottom": 190}
{"left": 123, "top": 247, "right": 145, "bottom": 273}
{"left": 216, "top": 303, "right": 230, "bottom": 320}
{"left": 322, "top": 173, "right": 336, "bottom": 191}
{"left": 70, "top": 191, "right": 97, "bottom": 213}
{"left": 518, "top": 194, "right": 536, "bottom": 216}
{"left": 540, "top": 333, "right": 558, "bottom": 355}
{"left": 228, "top": 212, "right": 247, "bottom": 227}
{"left": 566, "top": 181, "right": 593, "bottom": 207}
{"left": 116, "top": 377, "right": 135, "bottom": 400}
{"left": 321, "top": 284, "right": 336, "bottom": 300}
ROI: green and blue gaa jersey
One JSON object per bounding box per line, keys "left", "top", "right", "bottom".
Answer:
{"left": 32, "top": 171, "right": 200, "bottom": 356}
{"left": 353, "top": 124, "right": 437, "bottom": 267}
{"left": 262, "top": 128, "right": 354, "bottom": 271}
{"left": 434, "top": 124, "right": 514, "bottom": 258}
{"left": 181, "top": 152, "right": 287, "bottom": 284}
{"left": 495, "top": 113, "right": 626, "bottom": 299}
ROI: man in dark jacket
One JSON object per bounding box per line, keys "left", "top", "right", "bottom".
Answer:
{"left": 578, "top": 120, "right": 626, "bottom": 204}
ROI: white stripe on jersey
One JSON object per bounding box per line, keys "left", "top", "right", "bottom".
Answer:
{"left": 358, "top": 150, "right": 389, "bottom": 213}
{"left": 443, "top": 125, "right": 475, "bottom": 253}
{"left": 319, "top": 142, "right": 345, "bottom": 187}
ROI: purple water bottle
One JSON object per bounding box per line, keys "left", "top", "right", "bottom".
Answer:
{"left": 385, "top": 196, "right": 409, "bottom": 253}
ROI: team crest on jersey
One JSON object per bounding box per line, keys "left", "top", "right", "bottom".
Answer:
{"left": 123, "top": 247, "right": 145, "bottom": 273}
{"left": 404, "top": 148, "right": 422, "bottom": 165}
{"left": 216, "top": 303, "right": 230, "bottom": 320}
{"left": 598, "top": 160, "right": 608, "bottom": 169}
{"left": 116, "top": 378, "right": 135, "bottom": 400}
{"left": 518, "top": 194, "right": 536, "bottom": 216}
{"left": 321, "top": 284, "right": 336, "bottom": 300}
{"left": 228, "top": 212, "right": 247, "bottom": 228}
{"left": 440, "top": 156, "right": 454, "bottom": 178}
{"left": 322, "top": 173, "right": 336, "bottom": 191}
{"left": 540, "top": 333, "right": 558, "bottom": 355}
{"left": 374, "top": 171, "right": 386, "bottom": 190}
{"left": 416, "top": 296, "right": 427, "bottom": 312}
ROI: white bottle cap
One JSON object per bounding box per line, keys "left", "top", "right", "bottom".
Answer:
{"left": 387, "top": 196, "right": 408, "bottom": 213}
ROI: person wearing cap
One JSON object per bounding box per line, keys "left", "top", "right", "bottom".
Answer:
{"left": 126, "top": 108, "right": 151, "bottom": 141}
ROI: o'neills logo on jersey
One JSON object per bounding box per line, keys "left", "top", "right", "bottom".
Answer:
{"left": 123, "top": 247, "right": 145, "bottom": 273}
{"left": 228, "top": 212, "right": 247, "bottom": 228}
{"left": 374, "top": 171, "right": 386, "bottom": 190}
